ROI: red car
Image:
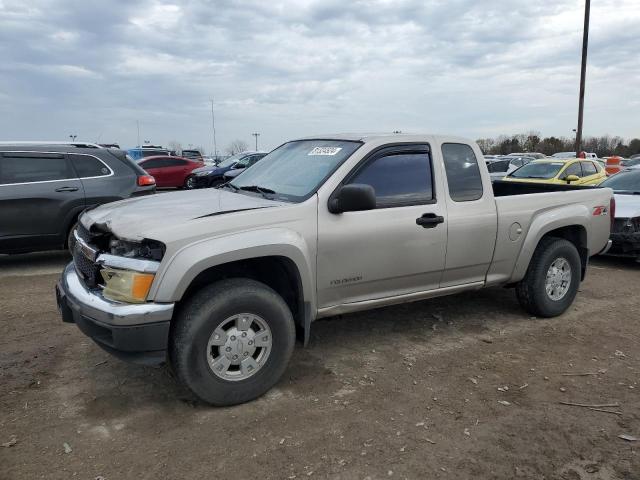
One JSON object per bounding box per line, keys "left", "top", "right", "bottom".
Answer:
{"left": 137, "top": 156, "right": 204, "bottom": 188}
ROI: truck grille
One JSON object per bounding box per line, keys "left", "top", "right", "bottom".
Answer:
{"left": 72, "top": 227, "right": 102, "bottom": 288}
{"left": 612, "top": 218, "right": 639, "bottom": 234}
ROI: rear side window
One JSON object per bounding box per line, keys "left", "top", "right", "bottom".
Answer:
{"left": 0, "top": 154, "right": 75, "bottom": 184}
{"left": 69, "top": 154, "right": 111, "bottom": 178}
{"left": 165, "top": 159, "right": 188, "bottom": 167}
{"left": 581, "top": 161, "right": 597, "bottom": 175}
{"left": 487, "top": 160, "right": 509, "bottom": 173}
{"left": 348, "top": 147, "right": 433, "bottom": 207}
{"left": 442, "top": 143, "right": 483, "bottom": 201}
{"left": 141, "top": 159, "right": 165, "bottom": 169}
{"left": 563, "top": 162, "right": 583, "bottom": 178}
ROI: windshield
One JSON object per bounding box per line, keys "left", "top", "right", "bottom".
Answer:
{"left": 509, "top": 162, "right": 565, "bottom": 179}
{"left": 229, "top": 140, "right": 362, "bottom": 202}
{"left": 600, "top": 170, "right": 640, "bottom": 193}
{"left": 218, "top": 153, "right": 245, "bottom": 168}
{"left": 552, "top": 152, "right": 576, "bottom": 159}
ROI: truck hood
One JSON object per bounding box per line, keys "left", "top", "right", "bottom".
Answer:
{"left": 80, "top": 189, "right": 283, "bottom": 240}
{"left": 614, "top": 193, "right": 640, "bottom": 219}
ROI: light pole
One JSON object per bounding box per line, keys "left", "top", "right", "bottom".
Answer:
{"left": 69, "top": 134, "right": 77, "bottom": 142}
{"left": 575, "top": 0, "right": 590, "bottom": 153}
{"left": 251, "top": 132, "right": 260, "bottom": 151}
{"left": 210, "top": 98, "right": 218, "bottom": 158}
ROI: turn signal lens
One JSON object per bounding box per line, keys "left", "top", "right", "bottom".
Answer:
{"left": 101, "top": 268, "right": 155, "bottom": 303}
{"left": 137, "top": 175, "right": 156, "bottom": 186}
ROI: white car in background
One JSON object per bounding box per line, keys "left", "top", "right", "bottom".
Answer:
{"left": 598, "top": 169, "right": 640, "bottom": 261}
{"left": 487, "top": 156, "right": 536, "bottom": 180}
{"left": 552, "top": 152, "right": 599, "bottom": 160}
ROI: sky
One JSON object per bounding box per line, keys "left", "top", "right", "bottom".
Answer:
{"left": 0, "top": 0, "right": 638, "bottom": 154}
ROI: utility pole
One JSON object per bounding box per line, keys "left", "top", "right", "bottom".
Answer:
{"left": 136, "top": 120, "right": 141, "bottom": 148}
{"left": 210, "top": 98, "right": 217, "bottom": 158}
{"left": 575, "top": 0, "right": 590, "bottom": 153}
{"left": 251, "top": 132, "right": 260, "bottom": 151}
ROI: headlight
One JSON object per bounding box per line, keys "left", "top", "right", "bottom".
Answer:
{"left": 109, "top": 238, "right": 164, "bottom": 261}
{"left": 101, "top": 268, "right": 155, "bottom": 303}
{"left": 196, "top": 170, "right": 213, "bottom": 176}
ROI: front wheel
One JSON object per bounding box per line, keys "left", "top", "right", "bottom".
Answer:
{"left": 184, "top": 175, "right": 196, "bottom": 189}
{"left": 516, "top": 237, "right": 581, "bottom": 317}
{"left": 170, "top": 278, "right": 296, "bottom": 406}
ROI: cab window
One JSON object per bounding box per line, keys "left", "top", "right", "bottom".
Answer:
{"left": 348, "top": 145, "right": 433, "bottom": 208}
{"left": 442, "top": 143, "right": 483, "bottom": 201}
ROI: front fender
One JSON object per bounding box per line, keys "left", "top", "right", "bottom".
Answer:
{"left": 149, "top": 227, "right": 315, "bottom": 310}
{"left": 511, "top": 205, "right": 590, "bottom": 282}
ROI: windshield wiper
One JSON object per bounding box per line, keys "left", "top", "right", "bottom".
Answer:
{"left": 218, "top": 182, "right": 240, "bottom": 192}
{"left": 239, "top": 185, "right": 276, "bottom": 197}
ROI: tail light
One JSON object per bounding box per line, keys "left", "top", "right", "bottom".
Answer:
{"left": 610, "top": 197, "right": 616, "bottom": 231}
{"left": 137, "top": 175, "right": 156, "bottom": 186}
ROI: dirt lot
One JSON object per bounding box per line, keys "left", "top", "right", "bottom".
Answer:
{"left": 1, "top": 253, "right": 639, "bottom": 480}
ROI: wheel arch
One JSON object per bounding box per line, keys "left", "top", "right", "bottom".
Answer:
{"left": 512, "top": 207, "right": 590, "bottom": 283}
{"left": 151, "top": 231, "right": 316, "bottom": 344}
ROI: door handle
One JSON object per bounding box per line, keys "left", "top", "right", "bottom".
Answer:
{"left": 55, "top": 186, "right": 79, "bottom": 192}
{"left": 416, "top": 213, "right": 444, "bottom": 228}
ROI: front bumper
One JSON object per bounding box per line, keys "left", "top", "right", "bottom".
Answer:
{"left": 192, "top": 174, "right": 224, "bottom": 188}
{"left": 607, "top": 232, "right": 640, "bottom": 260}
{"left": 56, "top": 262, "right": 174, "bottom": 365}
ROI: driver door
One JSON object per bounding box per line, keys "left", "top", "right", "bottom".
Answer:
{"left": 316, "top": 144, "right": 447, "bottom": 308}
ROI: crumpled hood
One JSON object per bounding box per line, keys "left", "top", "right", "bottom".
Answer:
{"left": 614, "top": 193, "right": 640, "bottom": 219}
{"left": 80, "top": 189, "right": 282, "bottom": 240}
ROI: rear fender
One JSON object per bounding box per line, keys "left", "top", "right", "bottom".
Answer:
{"left": 511, "top": 205, "right": 590, "bottom": 283}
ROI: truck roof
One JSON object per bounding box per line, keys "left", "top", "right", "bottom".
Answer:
{"left": 294, "top": 133, "right": 473, "bottom": 144}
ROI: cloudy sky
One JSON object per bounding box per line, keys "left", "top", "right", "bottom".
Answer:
{"left": 0, "top": 0, "right": 638, "bottom": 153}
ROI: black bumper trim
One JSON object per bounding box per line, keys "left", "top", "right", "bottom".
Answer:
{"left": 56, "top": 281, "right": 170, "bottom": 366}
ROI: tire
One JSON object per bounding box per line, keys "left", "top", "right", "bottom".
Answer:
{"left": 516, "top": 237, "right": 581, "bottom": 317}
{"left": 169, "top": 278, "right": 296, "bottom": 406}
{"left": 184, "top": 175, "right": 196, "bottom": 189}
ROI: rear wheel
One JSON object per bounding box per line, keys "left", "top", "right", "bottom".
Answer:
{"left": 516, "top": 237, "right": 581, "bottom": 317}
{"left": 170, "top": 278, "right": 296, "bottom": 406}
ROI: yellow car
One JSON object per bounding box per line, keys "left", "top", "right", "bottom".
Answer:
{"left": 501, "top": 158, "right": 606, "bottom": 186}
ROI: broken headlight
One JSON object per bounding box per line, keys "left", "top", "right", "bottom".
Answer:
{"left": 108, "top": 238, "right": 165, "bottom": 261}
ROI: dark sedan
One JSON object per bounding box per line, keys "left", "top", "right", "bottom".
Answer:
{"left": 189, "top": 151, "right": 266, "bottom": 188}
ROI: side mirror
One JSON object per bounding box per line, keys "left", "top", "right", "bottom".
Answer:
{"left": 565, "top": 174, "right": 580, "bottom": 183}
{"left": 328, "top": 184, "right": 376, "bottom": 214}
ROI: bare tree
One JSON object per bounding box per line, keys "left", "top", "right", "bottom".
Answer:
{"left": 167, "top": 141, "right": 182, "bottom": 155}
{"left": 226, "top": 140, "right": 249, "bottom": 156}
{"left": 476, "top": 138, "right": 495, "bottom": 154}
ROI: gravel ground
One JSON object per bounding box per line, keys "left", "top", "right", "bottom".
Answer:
{"left": 0, "top": 252, "right": 639, "bottom": 480}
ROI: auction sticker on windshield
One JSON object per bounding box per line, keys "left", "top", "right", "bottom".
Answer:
{"left": 308, "top": 147, "right": 342, "bottom": 156}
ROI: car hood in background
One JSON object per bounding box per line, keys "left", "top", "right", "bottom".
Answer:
{"left": 223, "top": 168, "right": 244, "bottom": 179}
{"left": 613, "top": 193, "right": 640, "bottom": 219}
{"left": 192, "top": 165, "right": 232, "bottom": 175}
{"left": 80, "top": 188, "right": 284, "bottom": 241}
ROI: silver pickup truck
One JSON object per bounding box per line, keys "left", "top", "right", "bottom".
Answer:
{"left": 56, "top": 134, "right": 614, "bottom": 406}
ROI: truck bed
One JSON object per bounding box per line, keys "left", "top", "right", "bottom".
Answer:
{"left": 492, "top": 179, "right": 599, "bottom": 197}
{"left": 486, "top": 184, "right": 613, "bottom": 287}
